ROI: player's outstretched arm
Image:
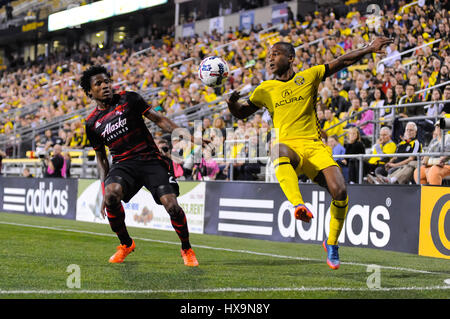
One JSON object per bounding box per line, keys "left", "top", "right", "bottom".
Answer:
{"left": 144, "top": 109, "right": 211, "bottom": 147}
{"left": 327, "top": 37, "right": 393, "bottom": 76}
{"left": 144, "top": 108, "right": 180, "bottom": 133}
{"left": 227, "top": 91, "right": 259, "bottom": 119}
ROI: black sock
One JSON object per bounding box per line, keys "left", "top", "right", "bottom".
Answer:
{"left": 106, "top": 202, "right": 132, "bottom": 247}
{"left": 170, "top": 208, "right": 191, "bottom": 250}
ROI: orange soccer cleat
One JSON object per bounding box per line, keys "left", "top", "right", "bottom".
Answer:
{"left": 294, "top": 204, "right": 314, "bottom": 223}
{"left": 180, "top": 248, "right": 199, "bottom": 267}
{"left": 109, "top": 240, "right": 136, "bottom": 263}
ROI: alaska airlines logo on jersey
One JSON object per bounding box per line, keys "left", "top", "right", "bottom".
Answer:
{"left": 101, "top": 117, "right": 128, "bottom": 139}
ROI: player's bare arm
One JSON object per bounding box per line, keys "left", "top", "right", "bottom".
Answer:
{"left": 144, "top": 108, "right": 180, "bottom": 133}
{"left": 94, "top": 146, "right": 110, "bottom": 218}
{"left": 226, "top": 91, "right": 260, "bottom": 119}
{"left": 327, "top": 37, "right": 393, "bottom": 76}
{"left": 144, "top": 108, "right": 210, "bottom": 146}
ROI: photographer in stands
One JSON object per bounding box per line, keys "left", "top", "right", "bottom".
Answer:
{"left": 43, "top": 144, "right": 67, "bottom": 178}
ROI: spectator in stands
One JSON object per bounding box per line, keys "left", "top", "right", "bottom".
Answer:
{"left": 373, "top": 122, "right": 423, "bottom": 184}
{"left": 442, "top": 85, "right": 450, "bottom": 114}
{"left": 414, "top": 123, "right": 450, "bottom": 185}
{"left": 0, "top": 149, "right": 6, "bottom": 175}
{"left": 355, "top": 101, "right": 374, "bottom": 137}
{"left": 67, "top": 121, "right": 87, "bottom": 149}
{"left": 54, "top": 129, "right": 68, "bottom": 146}
{"left": 193, "top": 145, "right": 220, "bottom": 181}
{"left": 22, "top": 167, "right": 33, "bottom": 178}
{"left": 42, "top": 129, "right": 56, "bottom": 149}
{"left": 384, "top": 43, "right": 401, "bottom": 67}
{"left": 342, "top": 127, "right": 366, "bottom": 184}
{"left": 323, "top": 108, "right": 344, "bottom": 145}
{"left": 212, "top": 116, "right": 227, "bottom": 139}
{"left": 43, "top": 144, "right": 67, "bottom": 178}
{"left": 329, "top": 87, "right": 349, "bottom": 118}
{"left": 327, "top": 135, "right": 346, "bottom": 169}
{"left": 345, "top": 98, "right": 362, "bottom": 128}
{"left": 425, "top": 88, "right": 445, "bottom": 124}
{"left": 399, "top": 84, "right": 421, "bottom": 118}
{"left": 365, "top": 126, "right": 397, "bottom": 179}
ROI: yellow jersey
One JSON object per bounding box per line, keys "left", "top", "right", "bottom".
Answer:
{"left": 249, "top": 65, "right": 326, "bottom": 141}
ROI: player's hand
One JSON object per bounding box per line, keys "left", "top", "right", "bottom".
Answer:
{"left": 368, "top": 37, "right": 394, "bottom": 54}
{"left": 228, "top": 91, "right": 241, "bottom": 104}
{"left": 101, "top": 199, "right": 106, "bottom": 219}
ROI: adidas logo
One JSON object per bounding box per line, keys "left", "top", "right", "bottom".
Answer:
{"left": 95, "top": 121, "right": 101, "bottom": 128}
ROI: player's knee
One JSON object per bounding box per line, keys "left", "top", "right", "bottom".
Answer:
{"left": 104, "top": 185, "right": 122, "bottom": 207}
{"left": 331, "top": 187, "right": 347, "bottom": 201}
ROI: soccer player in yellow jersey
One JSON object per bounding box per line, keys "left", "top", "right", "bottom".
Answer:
{"left": 227, "top": 37, "right": 393, "bottom": 270}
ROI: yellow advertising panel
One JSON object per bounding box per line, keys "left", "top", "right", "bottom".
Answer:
{"left": 419, "top": 186, "right": 450, "bottom": 259}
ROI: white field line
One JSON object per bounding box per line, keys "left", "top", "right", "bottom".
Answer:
{"left": 0, "top": 221, "right": 446, "bottom": 276}
{"left": 0, "top": 286, "right": 449, "bottom": 295}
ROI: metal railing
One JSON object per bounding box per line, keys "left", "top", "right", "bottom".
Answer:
{"left": 376, "top": 39, "right": 442, "bottom": 70}
{"left": 398, "top": 81, "right": 450, "bottom": 105}
{"left": 400, "top": 1, "right": 418, "bottom": 13}
{"left": 332, "top": 151, "right": 450, "bottom": 184}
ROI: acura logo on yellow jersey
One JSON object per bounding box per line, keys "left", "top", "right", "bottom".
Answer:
{"left": 275, "top": 95, "right": 304, "bottom": 107}
{"left": 281, "top": 89, "right": 292, "bottom": 98}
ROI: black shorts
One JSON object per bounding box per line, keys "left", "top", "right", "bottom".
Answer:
{"left": 104, "top": 158, "right": 179, "bottom": 205}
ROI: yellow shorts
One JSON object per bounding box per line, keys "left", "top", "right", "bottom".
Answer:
{"left": 274, "top": 138, "right": 338, "bottom": 180}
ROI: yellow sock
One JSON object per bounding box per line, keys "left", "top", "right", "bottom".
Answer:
{"left": 273, "top": 157, "right": 304, "bottom": 206}
{"left": 327, "top": 195, "right": 349, "bottom": 246}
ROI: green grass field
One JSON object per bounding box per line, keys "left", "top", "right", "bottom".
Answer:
{"left": 0, "top": 211, "right": 449, "bottom": 300}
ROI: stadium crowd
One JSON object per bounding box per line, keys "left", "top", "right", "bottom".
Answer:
{"left": 0, "top": 0, "right": 449, "bottom": 184}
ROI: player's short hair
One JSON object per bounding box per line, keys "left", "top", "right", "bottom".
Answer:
{"left": 273, "top": 42, "right": 296, "bottom": 59}
{"left": 80, "top": 65, "right": 111, "bottom": 96}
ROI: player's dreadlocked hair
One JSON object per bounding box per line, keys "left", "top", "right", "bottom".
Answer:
{"left": 80, "top": 65, "right": 111, "bottom": 97}
{"left": 274, "top": 42, "right": 296, "bottom": 59}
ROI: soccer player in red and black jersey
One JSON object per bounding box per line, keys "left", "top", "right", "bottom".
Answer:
{"left": 81, "top": 65, "right": 199, "bottom": 266}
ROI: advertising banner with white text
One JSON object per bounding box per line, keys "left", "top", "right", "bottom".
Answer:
{"left": 204, "top": 181, "right": 421, "bottom": 254}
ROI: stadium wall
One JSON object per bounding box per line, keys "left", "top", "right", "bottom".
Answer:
{"left": 175, "top": 1, "right": 297, "bottom": 38}
{"left": 0, "top": 177, "right": 448, "bottom": 260}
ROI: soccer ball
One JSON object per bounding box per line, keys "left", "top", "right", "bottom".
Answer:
{"left": 198, "top": 56, "right": 229, "bottom": 88}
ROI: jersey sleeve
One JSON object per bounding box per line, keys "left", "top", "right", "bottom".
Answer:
{"left": 85, "top": 123, "right": 104, "bottom": 151}
{"left": 248, "top": 85, "right": 266, "bottom": 109}
{"left": 305, "top": 65, "right": 327, "bottom": 85}
{"left": 129, "top": 91, "right": 152, "bottom": 115}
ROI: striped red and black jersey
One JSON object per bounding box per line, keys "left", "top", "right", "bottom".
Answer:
{"left": 85, "top": 91, "right": 162, "bottom": 164}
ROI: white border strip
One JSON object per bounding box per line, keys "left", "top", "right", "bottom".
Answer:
{"left": 219, "top": 210, "right": 274, "bottom": 222}
{"left": 0, "top": 286, "right": 449, "bottom": 295}
{"left": 3, "top": 196, "right": 26, "bottom": 204}
{"left": 218, "top": 222, "right": 273, "bottom": 235}
{"left": 4, "top": 188, "right": 26, "bottom": 195}
{"left": 219, "top": 198, "right": 274, "bottom": 209}
{"left": 2, "top": 204, "right": 25, "bottom": 212}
